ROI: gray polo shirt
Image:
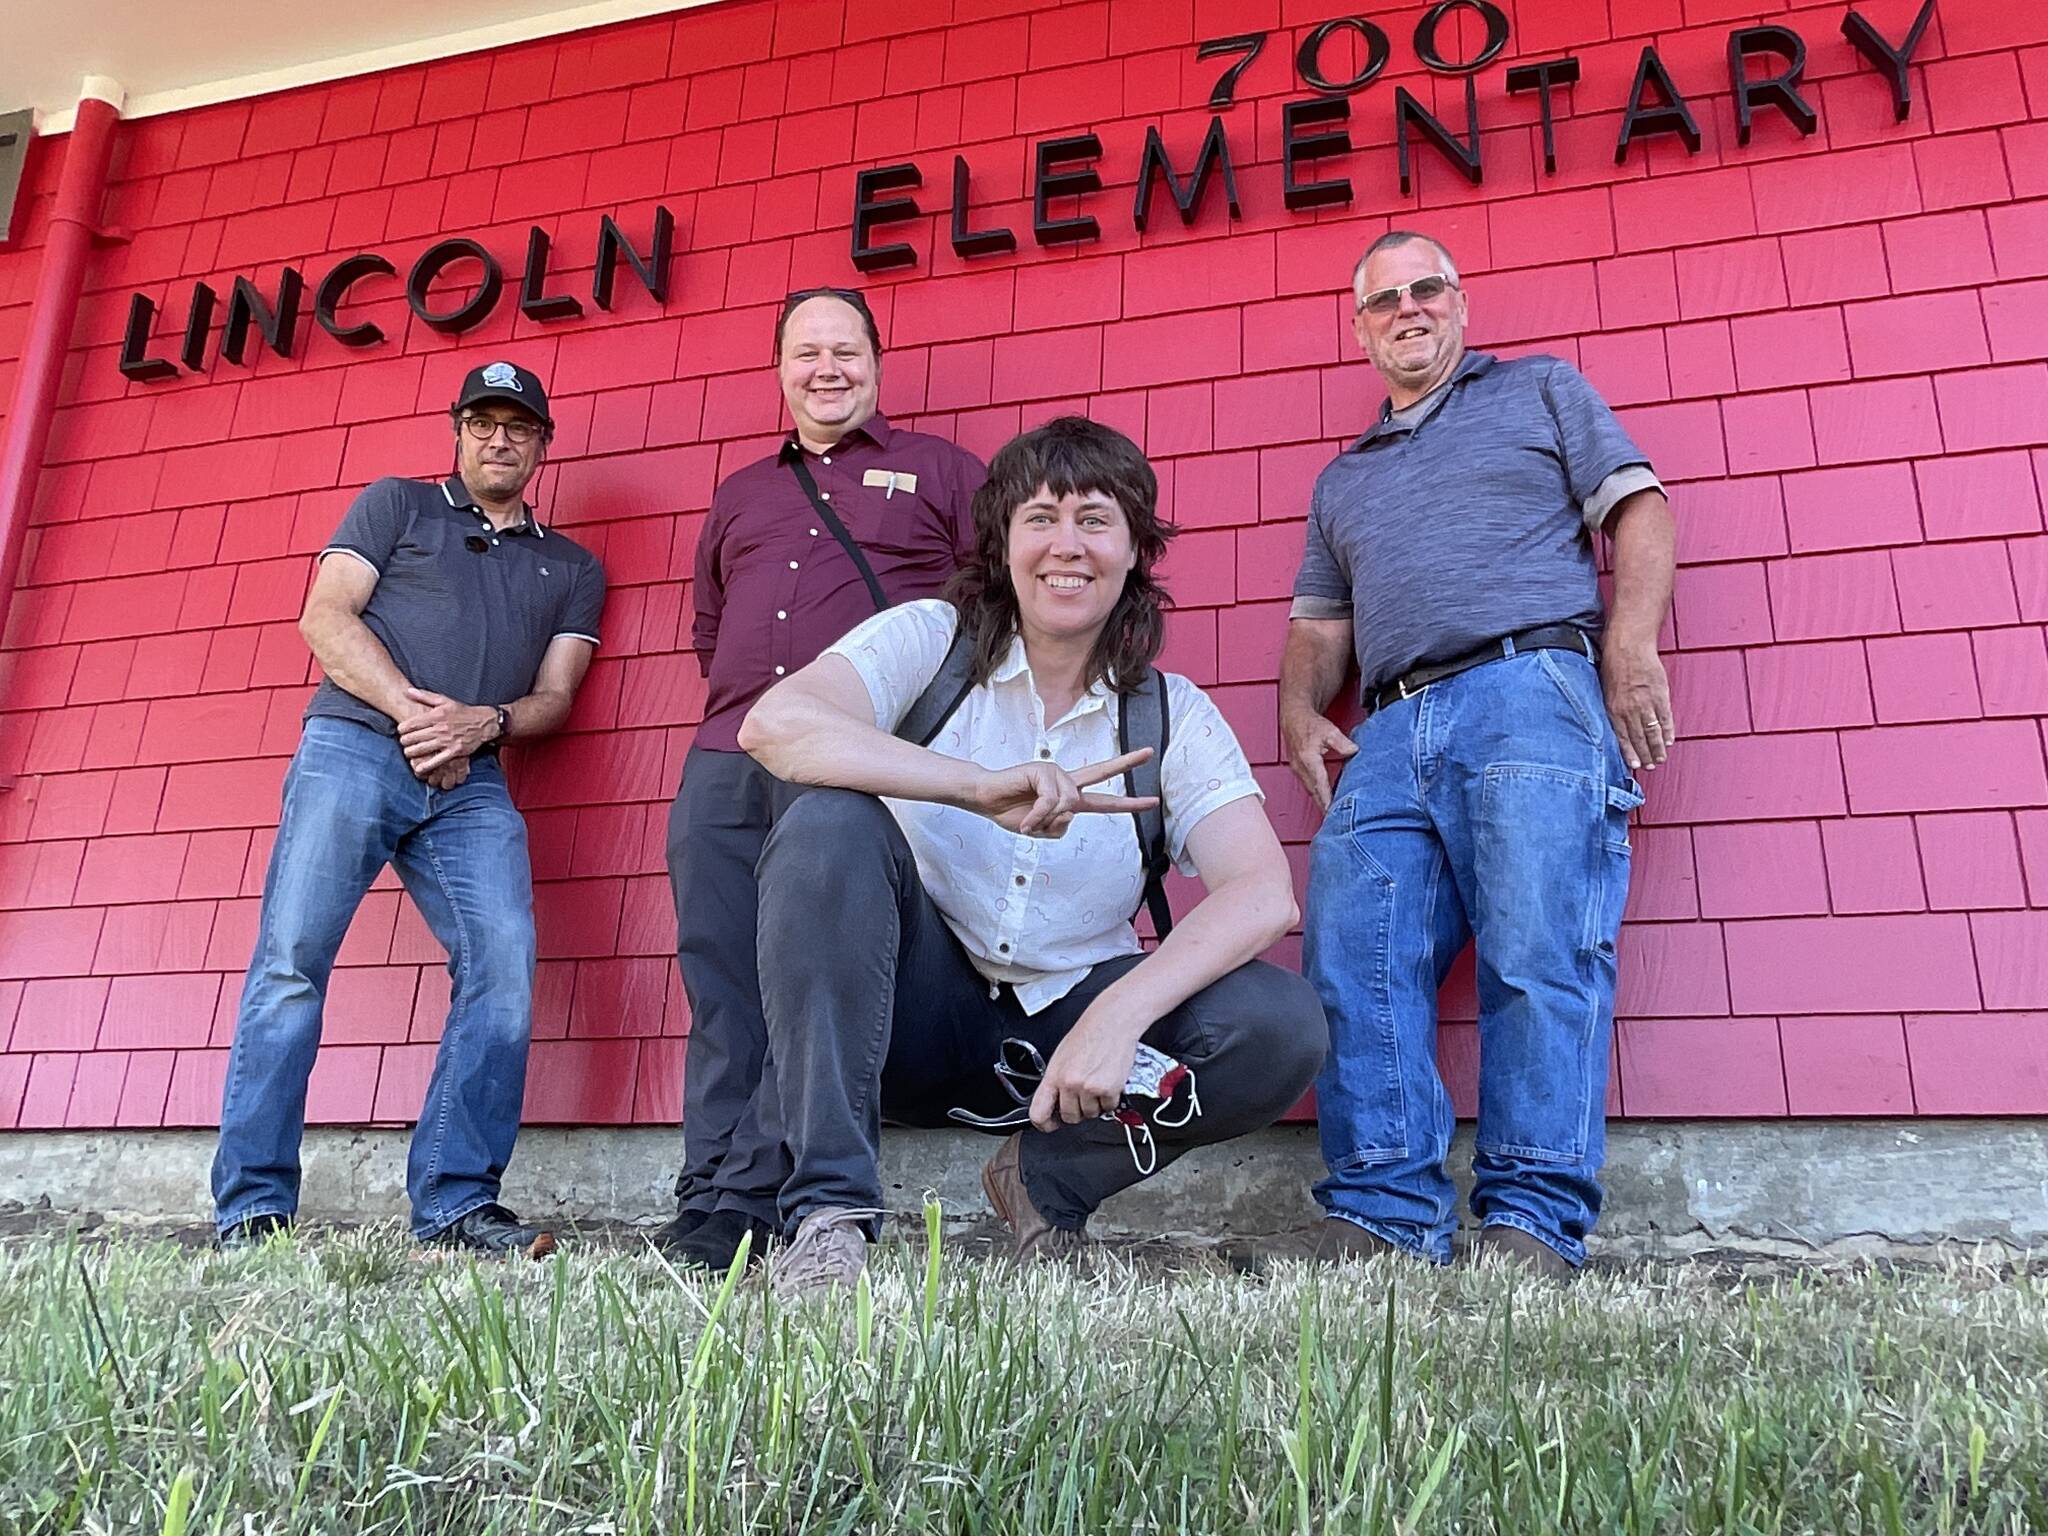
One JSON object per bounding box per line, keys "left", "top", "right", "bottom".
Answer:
{"left": 306, "top": 475, "right": 606, "bottom": 737}
{"left": 1292, "top": 350, "right": 1660, "bottom": 700}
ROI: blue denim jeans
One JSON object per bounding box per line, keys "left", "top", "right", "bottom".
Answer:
{"left": 212, "top": 717, "right": 538, "bottom": 1238}
{"left": 1305, "top": 648, "right": 1642, "bottom": 1267}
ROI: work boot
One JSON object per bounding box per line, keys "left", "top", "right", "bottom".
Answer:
{"left": 1222, "top": 1218, "right": 1405, "bottom": 1273}
{"left": 425, "top": 1204, "right": 557, "bottom": 1260}
{"left": 981, "top": 1133, "right": 1089, "bottom": 1262}
{"left": 1470, "top": 1224, "right": 1574, "bottom": 1280}
{"left": 216, "top": 1213, "right": 292, "bottom": 1252}
{"left": 767, "top": 1208, "right": 875, "bottom": 1301}
{"left": 669, "top": 1208, "right": 776, "bottom": 1272}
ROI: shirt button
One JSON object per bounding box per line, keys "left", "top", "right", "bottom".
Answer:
{"left": 809, "top": 528, "right": 819, "bottom": 537}
{"left": 774, "top": 666, "right": 786, "bottom": 676}
{"left": 820, "top": 492, "right": 831, "bottom": 501}
{"left": 491, "top": 538, "right": 500, "bottom": 546}
{"left": 788, "top": 560, "right": 799, "bottom": 570}
{"left": 998, "top": 942, "right": 1011, "bottom": 953}
{"left": 1014, "top": 875, "right": 1026, "bottom": 887}
{"left": 1038, "top": 747, "right": 1051, "bottom": 759}
{"left": 776, "top": 610, "right": 787, "bottom": 620}
{"left": 821, "top": 456, "right": 831, "bottom": 465}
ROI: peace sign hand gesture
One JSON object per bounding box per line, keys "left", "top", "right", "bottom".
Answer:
{"left": 971, "top": 747, "right": 1160, "bottom": 840}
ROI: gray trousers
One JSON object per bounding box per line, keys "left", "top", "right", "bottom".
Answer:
{"left": 757, "top": 789, "right": 1328, "bottom": 1233}
{"left": 666, "top": 746, "right": 808, "bottom": 1228}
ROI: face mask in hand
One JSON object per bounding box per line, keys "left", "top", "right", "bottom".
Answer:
{"left": 948, "top": 1037, "right": 1203, "bottom": 1175}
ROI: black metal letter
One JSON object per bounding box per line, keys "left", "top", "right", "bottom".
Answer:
{"left": 1615, "top": 47, "right": 1702, "bottom": 164}
{"left": 1729, "top": 26, "right": 1818, "bottom": 145}
{"left": 406, "top": 239, "right": 503, "bottom": 335}
{"left": 1281, "top": 98, "right": 1353, "bottom": 212}
{"left": 1394, "top": 79, "right": 1482, "bottom": 196}
{"left": 1295, "top": 18, "right": 1390, "bottom": 96}
{"left": 1133, "top": 117, "right": 1242, "bottom": 233}
{"left": 222, "top": 268, "right": 305, "bottom": 365}
{"left": 521, "top": 227, "right": 583, "bottom": 322}
{"left": 1505, "top": 57, "right": 1579, "bottom": 174}
{"left": 117, "top": 293, "right": 178, "bottom": 383}
{"left": 313, "top": 254, "right": 394, "bottom": 348}
{"left": 1197, "top": 32, "right": 1268, "bottom": 108}
{"left": 950, "top": 156, "right": 1016, "bottom": 260}
{"left": 1842, "top": 0, "right": 1937, "bottom": 123}
{"left": 1033, "top": 134, "right": 1103, "bottom": 247}
{"left": 594, "top": 206, "right": 674, "bottom": 309}
{"left": 1413, "top": 0, "right": 1510, "bottom": 74}
{"left": 180, "top": 282, "right": 219, "bottom": 373}
{"left": 0, "top": 109, "right": 33, "bottom": 245}
{"left": 851, "top": 163, "right": 922, "bottom": 273}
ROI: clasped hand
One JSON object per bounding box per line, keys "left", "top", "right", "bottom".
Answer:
{"left": 398, "top": 687, "right": 495, "bottom": 790}
{"left": 970, "top": 747, "right": 1159, "bottom": 840}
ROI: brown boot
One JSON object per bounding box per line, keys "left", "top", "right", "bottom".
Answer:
{"left": 1314, "top": 1218, "right": 1403, "bottom": 1263}
{"left": 981, "top": 1134, "right": 1089, "bottom": 1262}
{"left": 1471, "top": 1224, "right": 1575, "bottom": 1279}
{"left": 1223, "top": 1218, "right": 1404, "bottom": 1273}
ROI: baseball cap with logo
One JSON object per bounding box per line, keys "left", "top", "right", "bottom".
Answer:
{"left": 452, "top": 361, "right": 552, "bottom": 429}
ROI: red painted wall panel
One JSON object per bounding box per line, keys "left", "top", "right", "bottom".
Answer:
{"left": 1, "top": 0, "right": 2046, "bottom": 1132}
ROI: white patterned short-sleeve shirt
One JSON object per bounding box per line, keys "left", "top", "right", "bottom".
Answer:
{"left": 822, "top": 599, "right": 1264, "bottom": 1013}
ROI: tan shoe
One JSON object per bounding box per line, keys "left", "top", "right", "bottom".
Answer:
{"left": 766, "top": 1207, "right": 875, "bottom": 1300}
{"left": 1470, "top": 1224, "right": 1575, "bottom": 1280}
{"left": 981, "top": 1134, "right": 1089, "bottom": 1262}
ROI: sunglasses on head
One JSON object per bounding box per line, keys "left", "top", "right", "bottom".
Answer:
{"left": 1359, "top": 272, "right": 1457, "bottom": 315}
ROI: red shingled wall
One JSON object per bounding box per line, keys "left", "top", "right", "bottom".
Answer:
{"left": 0, "top": 0, "right": 2044, "bottom": 1133}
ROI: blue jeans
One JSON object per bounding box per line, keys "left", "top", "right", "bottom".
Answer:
{"left": 212, "top": 717, "right": 538, "bottom": 1238}
{"left": 1305, "top": 648, "right": 1643, "bottom": 1267}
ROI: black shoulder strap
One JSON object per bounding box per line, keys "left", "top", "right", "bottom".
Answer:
{"left": 1118, "top": 668, "right": 1173, "bottom": 940}
{"left": 895, "top": 620, "right": 977, "bottom": 747}
{"left": 785, "top": 450, "right": 888, "bottom": 612}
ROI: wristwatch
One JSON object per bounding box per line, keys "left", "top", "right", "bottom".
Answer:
{"left": 492, "top": 705, "right": 510, "bottom": 742}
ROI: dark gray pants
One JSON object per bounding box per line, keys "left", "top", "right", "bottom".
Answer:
{"left": 758, "top": 789, "right": 1328, "bottom": 1233}
{"left": 666, "top": 746, "right": 809, "bottom": 1228}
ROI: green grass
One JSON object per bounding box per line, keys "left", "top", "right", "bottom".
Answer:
{"left": 1, "top": 1215, "right": 2043, "bottom": 1534}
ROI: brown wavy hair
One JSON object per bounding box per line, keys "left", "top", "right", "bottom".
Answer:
{"left": 946, "top": 416, "right": 1178, "bottom": 695}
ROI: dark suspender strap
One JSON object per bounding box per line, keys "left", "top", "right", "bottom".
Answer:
{"left": 896, "top": 621, "right": 978, "bottom": 747}
{"left": 785, "top": 451, "right": 889, "bottom": 612}
{"left": 1119, "top": 668, "right": 1174, "bottom": 940}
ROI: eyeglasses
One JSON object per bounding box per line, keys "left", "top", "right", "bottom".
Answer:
{"left": 1358, "top": 273, "right": 1458, "bottom": 315}
{"left": 461, "top": 415, "right": 540, "bottom": 444}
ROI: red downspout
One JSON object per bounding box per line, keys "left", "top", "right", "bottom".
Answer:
{"left": 0, "top": 78, "right": 125, "bottom": 642}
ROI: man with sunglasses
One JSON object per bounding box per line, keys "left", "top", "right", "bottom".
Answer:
{"left": 212, "top": 361, "right": 605, "bottom": 1258}
{"left": 1281, "top": 231, "right": 1676, "bottom": 1277}
{"left": 658, "top": 288, "right": 983, "bottom": 1272}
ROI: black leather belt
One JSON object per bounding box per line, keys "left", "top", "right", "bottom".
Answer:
{"left": 1367, "top": 624, "right": 1596, "bottom": 715}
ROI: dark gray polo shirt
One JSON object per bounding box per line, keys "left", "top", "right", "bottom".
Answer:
{"left": 1292, "top": 350, "right": 1660, "bottom": 700}
{"left": 306, "top": 475, "right": 606, "bottom": 737}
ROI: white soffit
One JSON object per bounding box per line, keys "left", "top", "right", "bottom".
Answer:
{"left": 7, "top": 0, "right": 721, "bottom": 135}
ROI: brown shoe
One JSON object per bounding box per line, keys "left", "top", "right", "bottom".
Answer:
{"left": 1471, "top": 1224, "right": 1575, "bottom": 1279}
{"left": 981, "top": 1134, "right": 1089, "bottom": 1261}
{"left": 1223, "top": 1218, "right": 1403, "bottom": 1273}
{"left": 1314, "top": 1218, "right": 1402, "bottom": 1263}
{"left": 767, "top": 1207, "right": 874, "bottom": 1300}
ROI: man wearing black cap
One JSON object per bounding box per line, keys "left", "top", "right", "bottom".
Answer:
{"left": 211, "top": 361, "right": 606, "bottom": 1257}
{"left": 657, "top": 288, "right": 982, "bottom": 1271}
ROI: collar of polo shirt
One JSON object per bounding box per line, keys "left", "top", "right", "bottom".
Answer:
{"left": 1350, "top": 350, "right": 1498, "bottom": 452}
{"left": 442, "top": 474, "right": 544, "bottom": 537}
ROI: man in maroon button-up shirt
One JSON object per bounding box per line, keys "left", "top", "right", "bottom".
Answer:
{"left": 657, "top": 290, "right": 983, "bottom": 1270}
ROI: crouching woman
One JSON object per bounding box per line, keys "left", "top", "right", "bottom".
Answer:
{"left": 737, "top": 416, "right": 1326, "bottom": 1299}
